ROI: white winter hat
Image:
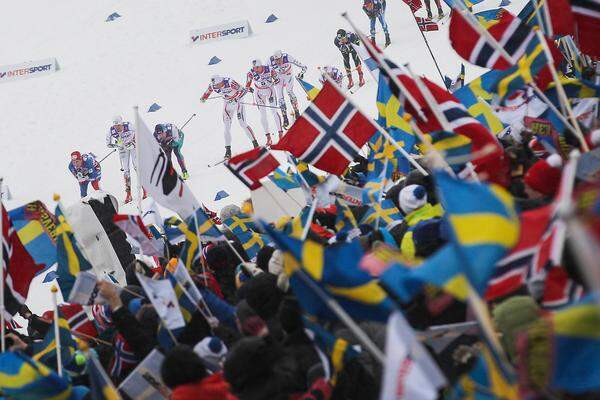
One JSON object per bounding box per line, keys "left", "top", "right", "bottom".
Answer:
{"left": 398, "top": 184, "right": 428, "bottom": 215}
{"left": 194, "top": 336, "right": 227, "bottom": 373}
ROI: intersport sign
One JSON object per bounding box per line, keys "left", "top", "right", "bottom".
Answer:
{"left": 0, "top": 58, "right": 58, "bottom": 83}
{"left": 190, "top": 20, "right": 250, "bottom": 45}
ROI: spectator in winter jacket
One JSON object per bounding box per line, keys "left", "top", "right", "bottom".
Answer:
{"left": 161, "top": 345, "right": 236, "bottom": 400}
{"left": 523, "top": 154, "right": 563, "bottom": 200}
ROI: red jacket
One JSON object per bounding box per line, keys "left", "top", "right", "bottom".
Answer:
{"left": 171, "top": 373, "right": 237, "bottom": 400}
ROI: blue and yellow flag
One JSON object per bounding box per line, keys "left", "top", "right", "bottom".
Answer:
{"left": 436, "top": 171, "right": 519, "bottom": 295}
{"left": 55, "top": 205, "right": 93, "bottom": 299}
{"left": 334, "top": 199, "right": 358, "bottom": 234}
{"left": 298, "top": 78, "right": 321, "bottom": 101}
{"left": 237, "top": 230, "right": 269, "bottom": 259}
{"left": 359, "top": 199, "right": 403, "bottom": 229}
{"left": 87, "top": 354, "right": 121, "bottom": 400}
{"left": 442, "top": 0, "right": 484, "bottom": 9}
{"left": 8, "top": 200, "right": 57, "bottom": 272}
{"left": 303, "top": 318, "right": 359, "bottom": 384}
{"left": 544, "top": 76, "right": 600, "bottom": 107}
{"left": 449, "top": 343, "right": 519, "bottom": 400}
{"left": 264, "top": 225, "right": 393, "bottom": 322}
{"left": 429, "top": 131, "right": 472, "bottom": 170}
{"left": 33, "top": 309, "right": 77, "bottom": 371}
{"left": 0, "top": 351, "right": 73, "bottom": 400}
{"left": 454, "top": 72, "right": 505, "bottom": 135}
{"left": 166, "top": 270, "right": 196, "bottom": 323}
{"left": 268, "top": 167, "right": 301, "bottom": 192}
{"left": 223, "top": 212, "right": 259, "bottom": 235}
{"left": 475, "top": 8, "right": 506, "bottom": 29}
{"left": 294, "top": 159, "right": 326, "bottom": 187}
{"left": 179, "top": 208, "right": 224, "bottom": 270}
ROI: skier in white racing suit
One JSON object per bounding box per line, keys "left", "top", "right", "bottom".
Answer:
{"left": 107, "top": 115, "right": 145, "bottom": 203}
{"left": 245, "top": 58, "right": 283, "bottom": 146}
{"left": 270, "top": 50, "right": 307, "bottom": 128}
{"left": 201, "top": 75, "right": 258, "bottom": 159}
{"left": 319, "top": 65, "right": 345, "bottom": 87}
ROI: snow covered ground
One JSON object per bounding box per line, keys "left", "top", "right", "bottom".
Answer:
{"left": 1, "top": 0, "right": 523, "bottom": 314}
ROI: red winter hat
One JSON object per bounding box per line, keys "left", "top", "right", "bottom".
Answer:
{"left": 524, "top": 154, "right": 563, "bottom": 196}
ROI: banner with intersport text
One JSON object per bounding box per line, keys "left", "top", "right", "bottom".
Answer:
{"left": 190, "top": 20, "right": 251, "bottom": 45}
{"left": 0, "top": 58, "right": 58, "bottom": 83}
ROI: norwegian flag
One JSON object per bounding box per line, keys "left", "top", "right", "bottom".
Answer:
{"left": 541, "top": 266, "right": 584, "bottom": 309}
{"left": 2, "top": 204, "right": 43, "bottom": 321}
{"left": 91, "top": 303, "right": 113, "bottom": 332}
{"left": 110, "top": 333, "right": 139, "bottom": 380}
{"left": 416, "top": 17, "right": 439, "bottom": 32}
{"left": 113, "top": 214, "right": 163, "bottom": 256}
{"left": 571, "top": 0, "right": 600, "bottom": 57}
{"left": 272, "top": 81, "right": 378, "bottom": 175}
{"left": 59, "top": 303, "right": 98, "bottom": 338}
{"left": 449, "top": 9, "right": 563, "bottom": 72}
{"left": 398, "top": 76, "right": 510, "bottom": 186}
{"left": 485, "top": 205, "right": 553, "bottom": 301}
{"left": 225, "top": 147, "right": 279, "bottom": 190}
{"left": 202, "top": 204, "right": 222, "bottom": 225}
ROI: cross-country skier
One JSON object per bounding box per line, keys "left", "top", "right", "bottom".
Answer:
{"left": 68, "top": 151, "right": 101, "bottom": 198}
{"left": 107, "top": 115, "right": 144, "bottom": 203}
{"left": 319, "top": 65, "right": 344, "bottom": 86}
{"left": 270, "top": 50, "right": 307, "bottom": 128}
{"left": 245, "top": 58, "right": 283, "bottom": 145}
{"left": 153, "top": 123, "right": 189, "bottom": 179}
{"left": 334, "top": 29, "right": 365, "bottom": 89}
{"left": 200, "top": 75, "right": 258, "bottom": 159}
{"left": 363, "top": 0, "right": 390, "bottom": 47}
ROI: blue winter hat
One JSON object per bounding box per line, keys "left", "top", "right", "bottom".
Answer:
{"left": 128, "top": 298, "right": 143, "bottom": 315}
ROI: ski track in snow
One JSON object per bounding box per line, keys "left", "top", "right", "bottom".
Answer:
{"left": 1, "top": 0, "right": 525, "bottom": 314}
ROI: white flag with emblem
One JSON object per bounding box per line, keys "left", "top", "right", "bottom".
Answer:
{"left": 136, "top": 273, "right": 185, "bottom": 330}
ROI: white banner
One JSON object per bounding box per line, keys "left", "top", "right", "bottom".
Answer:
{"left": 0, "top": 58, "right": 58, "bottom": 83}
{"left": 136, "top": 273, "right": 186, "bottom": 330}
{"left": 190, "top": 20, "right": 250, "bottom": 45}
{"left": 119, "top": 349, "right": 171, "bottom": 400}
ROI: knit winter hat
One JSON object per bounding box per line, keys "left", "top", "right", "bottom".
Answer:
{"left": 398, "top": 184, "right": 428, "bottom": 215}
{"left": 524, "top": 154, "right": 562, "bottom": 196}
{"left": 194, "top": 336, "right": 228, "bottom": 373}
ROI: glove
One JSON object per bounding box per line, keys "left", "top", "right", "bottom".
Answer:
{"left": 247, "top": 87, "right": 254, "bottom": 93}
{"left": 274, "top": 78, "right": 280, "bottom": 85}
{"left": 108, "top": 143, "right": 117, "bottom": 148}
{"left": 200, "top": 97, "right": 207, "bottom": 103}
{"left": 297, "top": 71, "right": 305, "bottom": 80}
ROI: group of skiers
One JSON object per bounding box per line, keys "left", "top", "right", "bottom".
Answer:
{"left": 67, "top": 1, "right": 398, "bottom": 202}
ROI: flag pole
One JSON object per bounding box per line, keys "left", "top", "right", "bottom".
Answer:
{"left": 322, "top": 73, "right": 429, "bottom": 176}
{"left": 50, "top": 285, "right": 63, "bottom": 377}
{"left": 294, "top": 267, "right": 385, "bottom": 364}
{"left": 342, "top": 12, "right": 429, "bottom": 122}
{"left": 534, "top": 30, "right": 589, "bottom": 152}
{"left": 0, "top": 177, "right": 5, "bottom": 353}
{"left": 133, "top": 106, "right": 144, "bottom": 214}
{"left": 301, "top": 198, "right": 319, "bottom": 241}
{"left": 374, "top": 159, "right": 389, "bottom": 230}
{"left": 192, "top": 211, "right": 210, "bottom": 287}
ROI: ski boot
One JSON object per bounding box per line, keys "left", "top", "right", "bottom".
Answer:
{"left": 370, "top": 36, "right": 376, "bottom": 46}
{"left": 347, "top": 73, "right": 355, "bottom": 89}
{"left": 124, "top": 176, "right": 132, "bottom": 203}
{"left": 278, "top": 131, "right": 284, "bottom": 140}
{"left": 142, "top": 187, "right": 148, "bottom": 199}
{"left": 437, "top": 7, "right": 444, "bottom": 19}
{"left": 265, "top": 133, "right": 273, "bottom": 147}
{"left": 357, "top": 65, "right": 365, "bottom": 87}
{"left": 182, "top": 170, "right": 189, "bottom": 180}
{"left": 292, "top": 105, "right": 300, "bottom": 120}
{"left": 282, "top": 112, "right": 290, "bottom": 129}
{"left": 427, "top": 9, "right": 432, "bottom": 20}
{"left": 252, "top": 139, "right": 259, "bottom": 149}
{"left": 124, "top": 190, "right": 132, "bottom": 204}
{"left": 224, "top": 146, "right": 232, "bottom": 159}
{"left": 385, "top": 33, "right": 391, "bottom": 47}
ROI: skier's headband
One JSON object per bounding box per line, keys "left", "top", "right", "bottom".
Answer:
{"left": 71, "top": 153, "right": 81, "bottom": 161}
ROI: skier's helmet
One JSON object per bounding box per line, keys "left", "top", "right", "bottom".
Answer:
{"left": 336, "top": 29, "right": 347, "bottom": 40}
{"left": 113, "top": 115, "right": 123, "bottom": 125}
{"left": 71, "top": 151, "right": 82, "bottom": 162}
{"left": 273, "top": 50, "right": 283, "bottom": 59}
{"left": 211, "top": 74, "right": 225, "bottom": 88}
{"left": 252, "top": 58, "right": 262, "bottom": 67}
{"left": 154, "top": 124, "right": 165, "bottom": 134}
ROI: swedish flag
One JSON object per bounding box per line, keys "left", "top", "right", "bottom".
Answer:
{"left": 295, "top": 159, "right": 325, "bottom": 187}
{"left": 264, "top": 225, "right": 393, "bottom": 322}
{"left": 362, "top": 169, "right": 386, "bottom": 205}
{"left": 237, "top": 230, "right": 269, "bottom": 259}
{"left": 0, "top": 351, "right": 73, "bottom": 400}
{"left": 298, "top": 78, "right": 321, "bottom": 101}
{"left": 303, "top": 318, "right": 359, "bottom": 384}
{"left": 359, "top": 199, "right": 402, "bottom": 228}
{"left": 166, "top": 270, "right": 196, "bottom": 323}
{"left": 33, "top": 309, "right": 77, "bottom": 370}
{"left": 268, "top": 167, "right": 301, "bottom": 192}
{"left": 334, "top": 200, "right": 358, "bottom": 234}
{"left": 436, "top": 171, "right": 519, "bottom": 294}
{"left": 223, "top": 212, "right": 259, "bottom": 235}
{"left": 544, "top": 76, "right": 600, "bottom": 106}
{"left": 475, "top": 8, "right": 506, "bottom": 29}
{"left": 429, "top": 131, "right": 472, "bottom": 169}
{"left": 86, "top": 353, "right": 121, "bottom": 400}
{"left": 55, "top": 205, "right": 93, "bottom": 299}
{"left": 449, "top": 343, "right": 519, "bottom": 400}
{"left": 179, "top": 208, "right": 224, "bottom": 270}
{"left": 454, "top": 73, "right": 505, "bottom": 135}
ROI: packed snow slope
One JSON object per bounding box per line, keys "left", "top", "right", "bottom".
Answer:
{"left": 1, "top": 0, "right": 525, "bottom": 211}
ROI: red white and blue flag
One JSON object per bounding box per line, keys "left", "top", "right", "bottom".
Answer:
{"left": 416, "top": 17, "right": 439, "bottom": 32}
{"left": 225, "top": 146, "right": 280, "bottom": 190}
{"left": 272, "top": 81, "right": 378, "bottom": 175}
{"left": 59, "top": 303, "right": 98, "bottom": 338}
{"left": 113, "top": 214, "right": 163, "bottom": 257}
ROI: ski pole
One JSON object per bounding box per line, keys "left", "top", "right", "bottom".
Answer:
{"left": 179, "top": 113, "right": 197, "bottom": 130}
{"left": 239, "top": 102, "right": 280, "bottom": 109}
{"left": 98, "top": 148, "right": 117, "bottom": 164}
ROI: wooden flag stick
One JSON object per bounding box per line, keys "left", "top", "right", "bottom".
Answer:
{"left": 0, "top": 178, "right": 5, "bottom": 353}
{"left": 50, "top": 286, "right": 63, "bottom": 377}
